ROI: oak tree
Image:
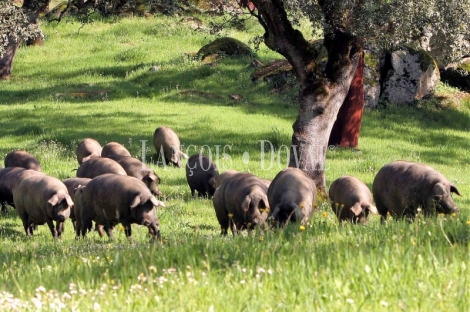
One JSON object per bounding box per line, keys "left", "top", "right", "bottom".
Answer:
{"left": 247, "top": 0, "right": 470, "bottom": 193}
{"left": 0, "top": 0, "right": 49, "bottom": 79}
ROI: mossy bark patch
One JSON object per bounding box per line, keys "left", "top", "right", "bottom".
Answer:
{"left": 364, "top": 52, "right": 379, "bottom": 69}
{"left": 458, "top": 58, "right": 470, "bottom": 72}
{"left": 404, "top": 45, "right": 438, "bottom": 72}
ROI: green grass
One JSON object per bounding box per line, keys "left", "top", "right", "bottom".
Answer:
{"left": 0, "top": 15, "right": 470, "bottom": 311}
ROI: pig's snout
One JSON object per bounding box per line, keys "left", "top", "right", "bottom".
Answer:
{"left": 56, "top": 210, "right": 70, "bottom": 221}
{"left": 248, "top": 217, "right": 265, "bottom": 229}
{"left": 56, "top": 215, "right": 66, "bottom": 222}
{"left": 145, "top": 221, "right": 160, "bottom": 239}
{"left": 151, "top": 188, "right": 163, "bottom": 197}
{"left": 248, "top": 220, "right": 258, "bottom": 227}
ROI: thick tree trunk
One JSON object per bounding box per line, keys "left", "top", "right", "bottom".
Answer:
{"left": 0, "top": 1, "right": 49, "bottom": 79}
{"left": 288, "top": 30, "right": 362, "bottom": 195}
{"left": 0, "top": 42, "right": 20, "bottom": 80}
{"left": 251, "top": 0, "right": 362, "bottom": 194}
{"left": 328, "top": 53, "right": 365, "bottom": 148}
{"left": 289, "top": 96, "right": 347, "bottom": 194}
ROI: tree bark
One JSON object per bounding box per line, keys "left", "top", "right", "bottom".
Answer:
{"left": 251, "top": 0, "right": 362, "bottom": 195}
{"left": 0, "top": 42, "right": 20, "bottom": 80}
{"left": 24, "top": 0, "right": 49, "bottom": 46}
{"left": 290, "top": 31, "right": 362, "bottom": 195}
{"left": 240, "top": 0, "right": 256, "bottom": 11}
{"left": 0, "top": 0, "right": 50, "bottom": 80}
{"left": 328, "top": 52, "right": 365, "bottom": 148}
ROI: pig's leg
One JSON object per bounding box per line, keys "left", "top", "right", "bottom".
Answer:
{"left": 46, "top": 218, "right": 58, "bottom": 239}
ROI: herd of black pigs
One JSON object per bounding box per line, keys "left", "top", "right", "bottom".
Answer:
{"left": 0, "top": 126, "right": 462, "bottom": 239}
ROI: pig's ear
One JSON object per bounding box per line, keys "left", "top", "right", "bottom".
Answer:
{"left": 260, "top": 195, "right": 270, "bottom": 210}
{"left": 73, "top": 185, "right": 81, "bottom": 195}
{"left": 180, "top": 151, "right": 189, "bottom": 159}
{"left": 368, "top": 205, "right": 379, "bottom": 215}
{"left": 143, "top": 171, "right": 157, "bottom": 182}
{"left": 148, "top": 174, "right": 156, "bottom": 182}
{"left": 208, "top": 177, "right": 216, "bottom": 188}
{"left": 241, "top": 195, "right": 251, "bottom": 212}
{"left": 170, "top": 151, "right": 179, "bottom": 164}
{"left": 48, "top": 195, "right": 59, "bottom": 206}
{"left": 82, "top": 155, "right": 92, "bottom": 162}
{"left": 350, "top": 203, "right": 363, "bottom": 216}
{"left": 73, "top": 185, "right": 85, "bottom": 195}
{"left": 433, "top": 183, "right": 446, "bottom": 196}
{"left": 271, "top": 204, "right": 281, "bottom": 219}
{"left": 141, "top": 169, "right": 151, "bottom": 176}
{"left": 214, "top": 176, "right": 221, "bottom": 188}
{"left": 150, "top": 196, "right": 165, "bottom": 207}
{"left": 65, "top": 195, "right": 74, "bottom": 207}
{"left": 451, "top": 184, "right": 462, "bottom": 196}
{"left": 130, "top": 196, "right": 141, "bottom": 208}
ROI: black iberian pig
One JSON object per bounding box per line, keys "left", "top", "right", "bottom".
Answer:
{"left": 4, "top": 150, "right": 41, "bottom": 171}
{"left": 76, "top": 138, "right": 102, "bottom": 164}
{"left": 76, "top": 173, "right": 165, "bottom": 239}
{"left": 0, "top": 167, "right": 44, "bottom": 212}
{"left": 13, "top": 175, "right": 73, "bottom": 239}
{"left": 268, "top": 167, "right": 317, "bottom": 225}
{"left": 186, "top": 154, "right": 219, "bottom": 198}
{"left": 107, "top": 155, "right": 162, "bottom": 196}
{"left": 101, "top": 142, "right": 131, "bottom": 158}
{"left": 372, "top": 160, "right": 461, "bottom": 220}
{"left": 76, "top": 157, "right": 126, "bottom": 179}
{"left": 329, "top": 175, "right": 378, "bottom": 223}
{"left": 153, "top": 126, "right": 188, "bottom": 168}
{"left": 213, "top": 172, "right": 269, "bottom": 235}
{"left": 62, "top": 177, "right": 92, "bottom": 230}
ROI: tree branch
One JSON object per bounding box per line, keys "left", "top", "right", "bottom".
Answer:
{"left": 324, "top": 29, "right": 362, "bottom": 83}
{"left": 249, "top": 0, "right": 318, "bottom": 83}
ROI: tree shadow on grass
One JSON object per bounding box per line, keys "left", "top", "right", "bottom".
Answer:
{"left": 359, "top": 104, "right": 470, "bottom": 166}
{"left": 0, "top": 227, "right": 24, "bottom": 238}
{"left": 0, "top": 104, "right": 290, "bottom": 164}
{"left": 1, "top": 52, "right": 469, "bottom": 175}
{"left": 187, "top": 223, "right": 218, "bottom": 231}
{"left": 0, "top": 213, "right": 24, "bottom": 237}
{"left": 2, "top": 55, "right": 296, "bottom": 118}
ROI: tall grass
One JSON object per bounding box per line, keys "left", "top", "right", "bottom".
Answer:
{"left": 0, "top": 14, "right": 469, "bottom": 311}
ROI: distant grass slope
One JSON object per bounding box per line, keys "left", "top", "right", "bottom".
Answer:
{"left": 0, "top": 15, "right": 469, "bottom": 311}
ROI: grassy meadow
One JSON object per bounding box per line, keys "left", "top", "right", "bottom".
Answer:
{"left": 0, "top": 13, "right": 470, "bottom": 311}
